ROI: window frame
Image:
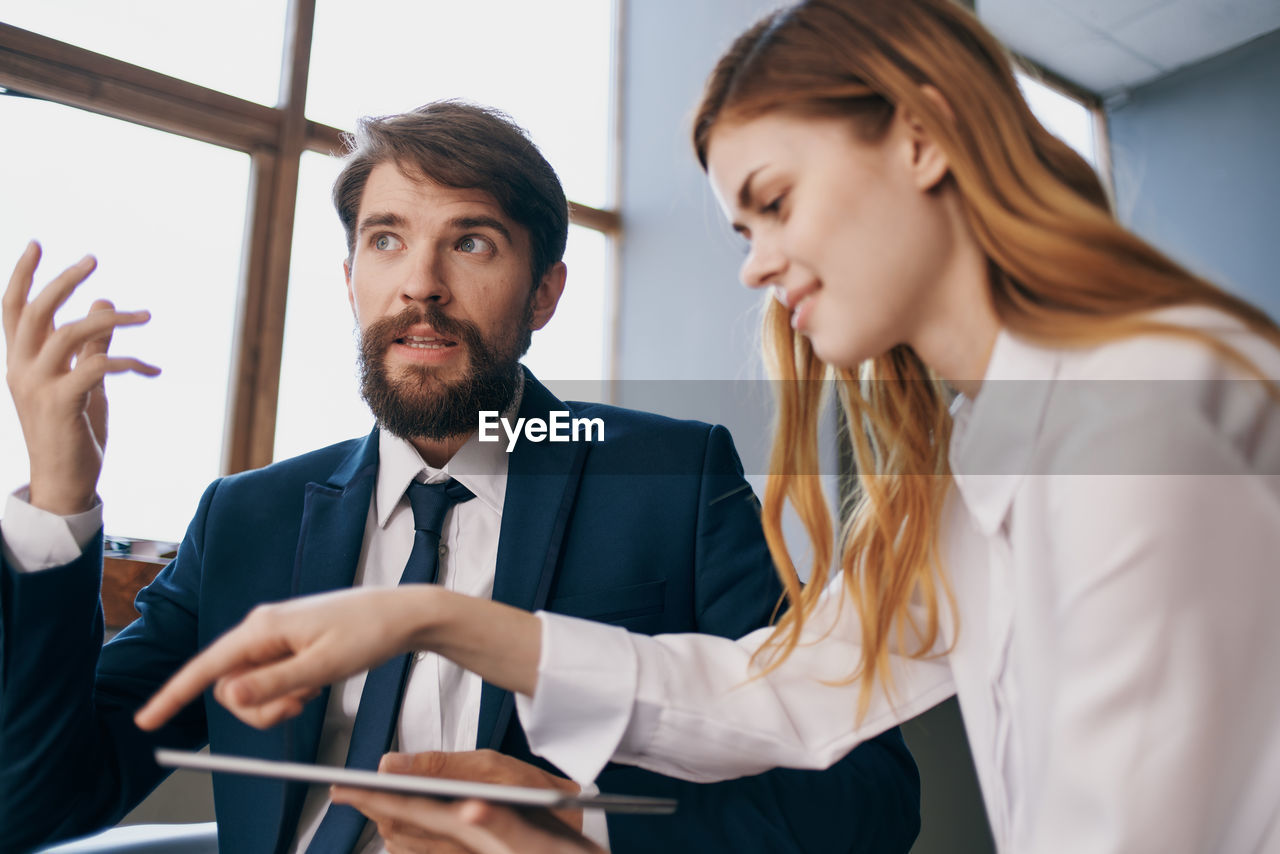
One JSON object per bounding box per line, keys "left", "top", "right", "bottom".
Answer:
{"left": 1014, "top": 54, "right": 1114, "bottom": 199}
{"left": 0, "top": 0, "right": 622, "bottom": 475}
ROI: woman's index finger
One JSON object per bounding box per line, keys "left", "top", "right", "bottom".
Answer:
{"left": 134, "top": 629, "right": 264, "bottom": 731}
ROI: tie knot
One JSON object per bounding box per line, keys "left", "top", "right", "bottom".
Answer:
{"left": 405, "top": 478, "right": 475, "bottom": 536}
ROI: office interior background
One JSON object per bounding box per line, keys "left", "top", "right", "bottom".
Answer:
{"left": 1, "top": 1, "right": 1277, "bottom": 851}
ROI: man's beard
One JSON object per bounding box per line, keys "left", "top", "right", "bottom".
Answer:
{"left": 358, "top": 301, "right": 530, "bottom": 442}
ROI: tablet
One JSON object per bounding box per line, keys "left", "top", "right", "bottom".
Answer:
{"left": 155, "top": 749, "right": 677, "bottom": 815}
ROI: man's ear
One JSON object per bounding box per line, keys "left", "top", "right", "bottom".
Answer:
{"left": 897, "top": 85, "right": 954, "bottom": 192}
{"left": 344, "top": 258, "right": 357, "bottom": 316}
{"left": 528, "top": 261, "right": 567, "bottom": 331}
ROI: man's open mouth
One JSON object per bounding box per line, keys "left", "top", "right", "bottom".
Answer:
{"left": 397, "top": 335, "right": 457, "bottom": 350}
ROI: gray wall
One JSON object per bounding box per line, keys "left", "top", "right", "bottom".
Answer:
{"left": 614, "top": 0, "right": 783, "bottom": 386}
{"left": 1108, "top": 28, "right": 1280, "bottom": 322}
{"left": 616, "top": 3, "right": 993, "bottom": 853}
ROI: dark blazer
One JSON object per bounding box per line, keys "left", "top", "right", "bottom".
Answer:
{"left": 0, "top": 371, "right": 919, "bottom": 854}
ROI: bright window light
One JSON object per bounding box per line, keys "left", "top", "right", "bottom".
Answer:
{"left": 1017, "top": 70, "right": 1100, "bottom": 170}
{"left": 306, "top": 0, "right": 615, "bottom": 209}
{"left": 2, "top": 0, "right": 288, "bottom": 106}
{"left": 0, "top": 96, "right": 248, "bottom": 541}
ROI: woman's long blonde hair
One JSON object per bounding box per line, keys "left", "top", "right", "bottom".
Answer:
{"left": 692, "top": 0, "right": 1280, "bottom": 714}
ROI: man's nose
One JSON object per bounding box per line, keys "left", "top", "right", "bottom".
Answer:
{"left": 402, "top": 247, "right": 451, "bottom": 304}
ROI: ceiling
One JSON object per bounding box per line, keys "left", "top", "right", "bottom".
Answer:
{"left": 977, "top": 0, "right": 1280, "bottom": 96}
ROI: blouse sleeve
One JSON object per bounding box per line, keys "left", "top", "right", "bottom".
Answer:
{"left": 516, "top": 578, "right": 956, "bottom": 784}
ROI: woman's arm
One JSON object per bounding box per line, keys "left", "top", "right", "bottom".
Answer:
{"left": 518, "top": 580, "right": 955, "bottom": 785}
{"left": 139, "top": 573, "right": 954, "bottom": 787}
{"left": 135, "top": 585, "right": 541, "bottom": 731}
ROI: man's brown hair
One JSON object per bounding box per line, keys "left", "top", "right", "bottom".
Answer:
{"left": 333, "top": 100, "right": 569, "bottom": 285}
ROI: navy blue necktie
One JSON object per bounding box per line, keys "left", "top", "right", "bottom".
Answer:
{"left": 306, "top": 478, "right": 475, "bottom": 854}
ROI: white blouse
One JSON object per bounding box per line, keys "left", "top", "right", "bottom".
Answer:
{"left": 515, "top": 307, "right": 1280, "bottom": 853}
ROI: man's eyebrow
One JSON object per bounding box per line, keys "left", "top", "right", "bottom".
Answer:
{"left": 357, "top": 211, "right": 408, "bottom": 235}
{"left": 452, "top": 215, "right": 513, "bottom": 246}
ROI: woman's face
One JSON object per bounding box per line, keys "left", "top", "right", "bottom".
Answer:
{"left": 706, "top": 110, "right": 956, "bottom": 369}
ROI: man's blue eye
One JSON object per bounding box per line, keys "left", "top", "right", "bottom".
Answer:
{"left": 458, "top": 236, "right": 492, "bottom": 254}
{"left": 375, "top": 235, "right": 396, "bottom": 251}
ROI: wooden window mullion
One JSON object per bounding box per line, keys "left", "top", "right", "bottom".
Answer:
{"left": 222, "top": 0, "right": 315, "bottom": 473}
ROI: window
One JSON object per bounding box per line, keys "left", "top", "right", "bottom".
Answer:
{"left": 305, "top": 0, "right": 614, "bottom": 208}
{"left": 273, "top": 0, "right": 616, "bottom": 459}
{"left": 0, "top": 97, "right": 248, "bottom": 540}
{"left": 0, "top": 1, "right": 621, "bottom": 540}
{"left": 1, "top": 0, "right": 286, "bottom": 105}
{"left": 1016, "top": 67, "right": 1108, "bottom": 176}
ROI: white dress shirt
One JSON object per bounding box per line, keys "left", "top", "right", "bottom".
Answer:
{"left": 3, "top": 417, "right": 610, "bottom": 850}
{"left": 289, "top": 428, "right": 510, "bottom": 854}
{"left": 517, "top": 307, "right": 1280, "bottom": 853}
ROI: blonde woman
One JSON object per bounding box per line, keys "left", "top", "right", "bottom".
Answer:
{"left": 139, "top": 0, "right": 1280, "bottom": 851}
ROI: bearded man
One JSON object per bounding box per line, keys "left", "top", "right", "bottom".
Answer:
{"left": 0, "top": 102, "right": 920, "bottom": 854}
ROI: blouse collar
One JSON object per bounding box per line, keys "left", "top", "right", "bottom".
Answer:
{"left": 948, "top": 327, "right": 1061, "bottom": 535}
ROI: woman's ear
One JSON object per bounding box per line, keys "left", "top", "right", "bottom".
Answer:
{"left": 897, "top": 84, "right": 954, "bottom": 192}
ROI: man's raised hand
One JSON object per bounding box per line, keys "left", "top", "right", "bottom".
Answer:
{"left": 3, "top": 241, "right": 159, "bottom": 515}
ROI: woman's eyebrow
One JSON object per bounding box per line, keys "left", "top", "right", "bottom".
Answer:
{"left": 737, "top": 166, "right": 766, "bottom": 209}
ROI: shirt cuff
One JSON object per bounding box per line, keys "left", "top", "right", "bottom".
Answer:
{"left": 1, "top": 487, "right": 103, "bottom": 572}
{"left": 514, "top": 612, "right": 638, "bottom": 785}
{"left": 578, "top": 783, "right": 610, "bottom": 852}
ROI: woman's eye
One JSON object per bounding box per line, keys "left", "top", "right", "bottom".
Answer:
{"left": 374, "top": 234, "right": 403, "bottom": 251}
{"left": 458, "top": 235, "right": 493, "bottom": 254}
{"left": 761, "top": 193, "right": 787, "bottom": 215}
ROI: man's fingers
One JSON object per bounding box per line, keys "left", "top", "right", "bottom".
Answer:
{"left": 461, "top": 801, "right": 597, "bottom": 852}
{"left": 80, "top": 299, "right": 119, "bottom": 360}
{"left": 66, "top": 354, "right": 162, "bottom": 397}
{"left": 32, "top": 308, "right": 151, "bottom": 376}
{"left": 13, "top": 254, "right": 97, "bottom": 357}
{"left": 3, "top": 240, "right": 41, "bottom": 344}
{"left": 381, "top": 750, "right": 452, "bottom": 778}
{"left": 82, "top": 302, "right": 118, "bottom": 450}
{"left": 332, "top": 789, "right": 511, "bottom": 854}
{"left": 332, "top": 789, "right": 451, "bottom": 824}
{"left": 381, "top": 750, "right": 513, "bottom": 783}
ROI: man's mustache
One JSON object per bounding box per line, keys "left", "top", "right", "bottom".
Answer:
{"left": 364, "top": 304, "right": 484, "bottom": 353}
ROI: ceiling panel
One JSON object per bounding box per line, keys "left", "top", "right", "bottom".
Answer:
{"left": 1047, "top": 0, "right": 1173, "bottom": 32}
{"left": 978, "top": 0, "right": 1280, "bottom": 94}
{"left": 1110, "top": 0, "right": 1280, "bottom": 68}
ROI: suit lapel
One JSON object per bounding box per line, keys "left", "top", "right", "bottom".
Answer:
{"left": 270, "top": 430, "right": 380, "bottom": 852}
{"left": 477, "top": 372, "right": 587, "bottom": 749}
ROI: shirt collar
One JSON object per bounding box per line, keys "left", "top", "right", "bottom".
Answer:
{"left": 373, "top": 377, "right": 523, "bottom": 528}
{"left": 948, "top": 327, "right": 1060, "bottom": 535}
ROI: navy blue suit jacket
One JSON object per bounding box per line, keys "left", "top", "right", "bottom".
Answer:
{"left": 0, "top": 372, "right": 919, "bottom": 853}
